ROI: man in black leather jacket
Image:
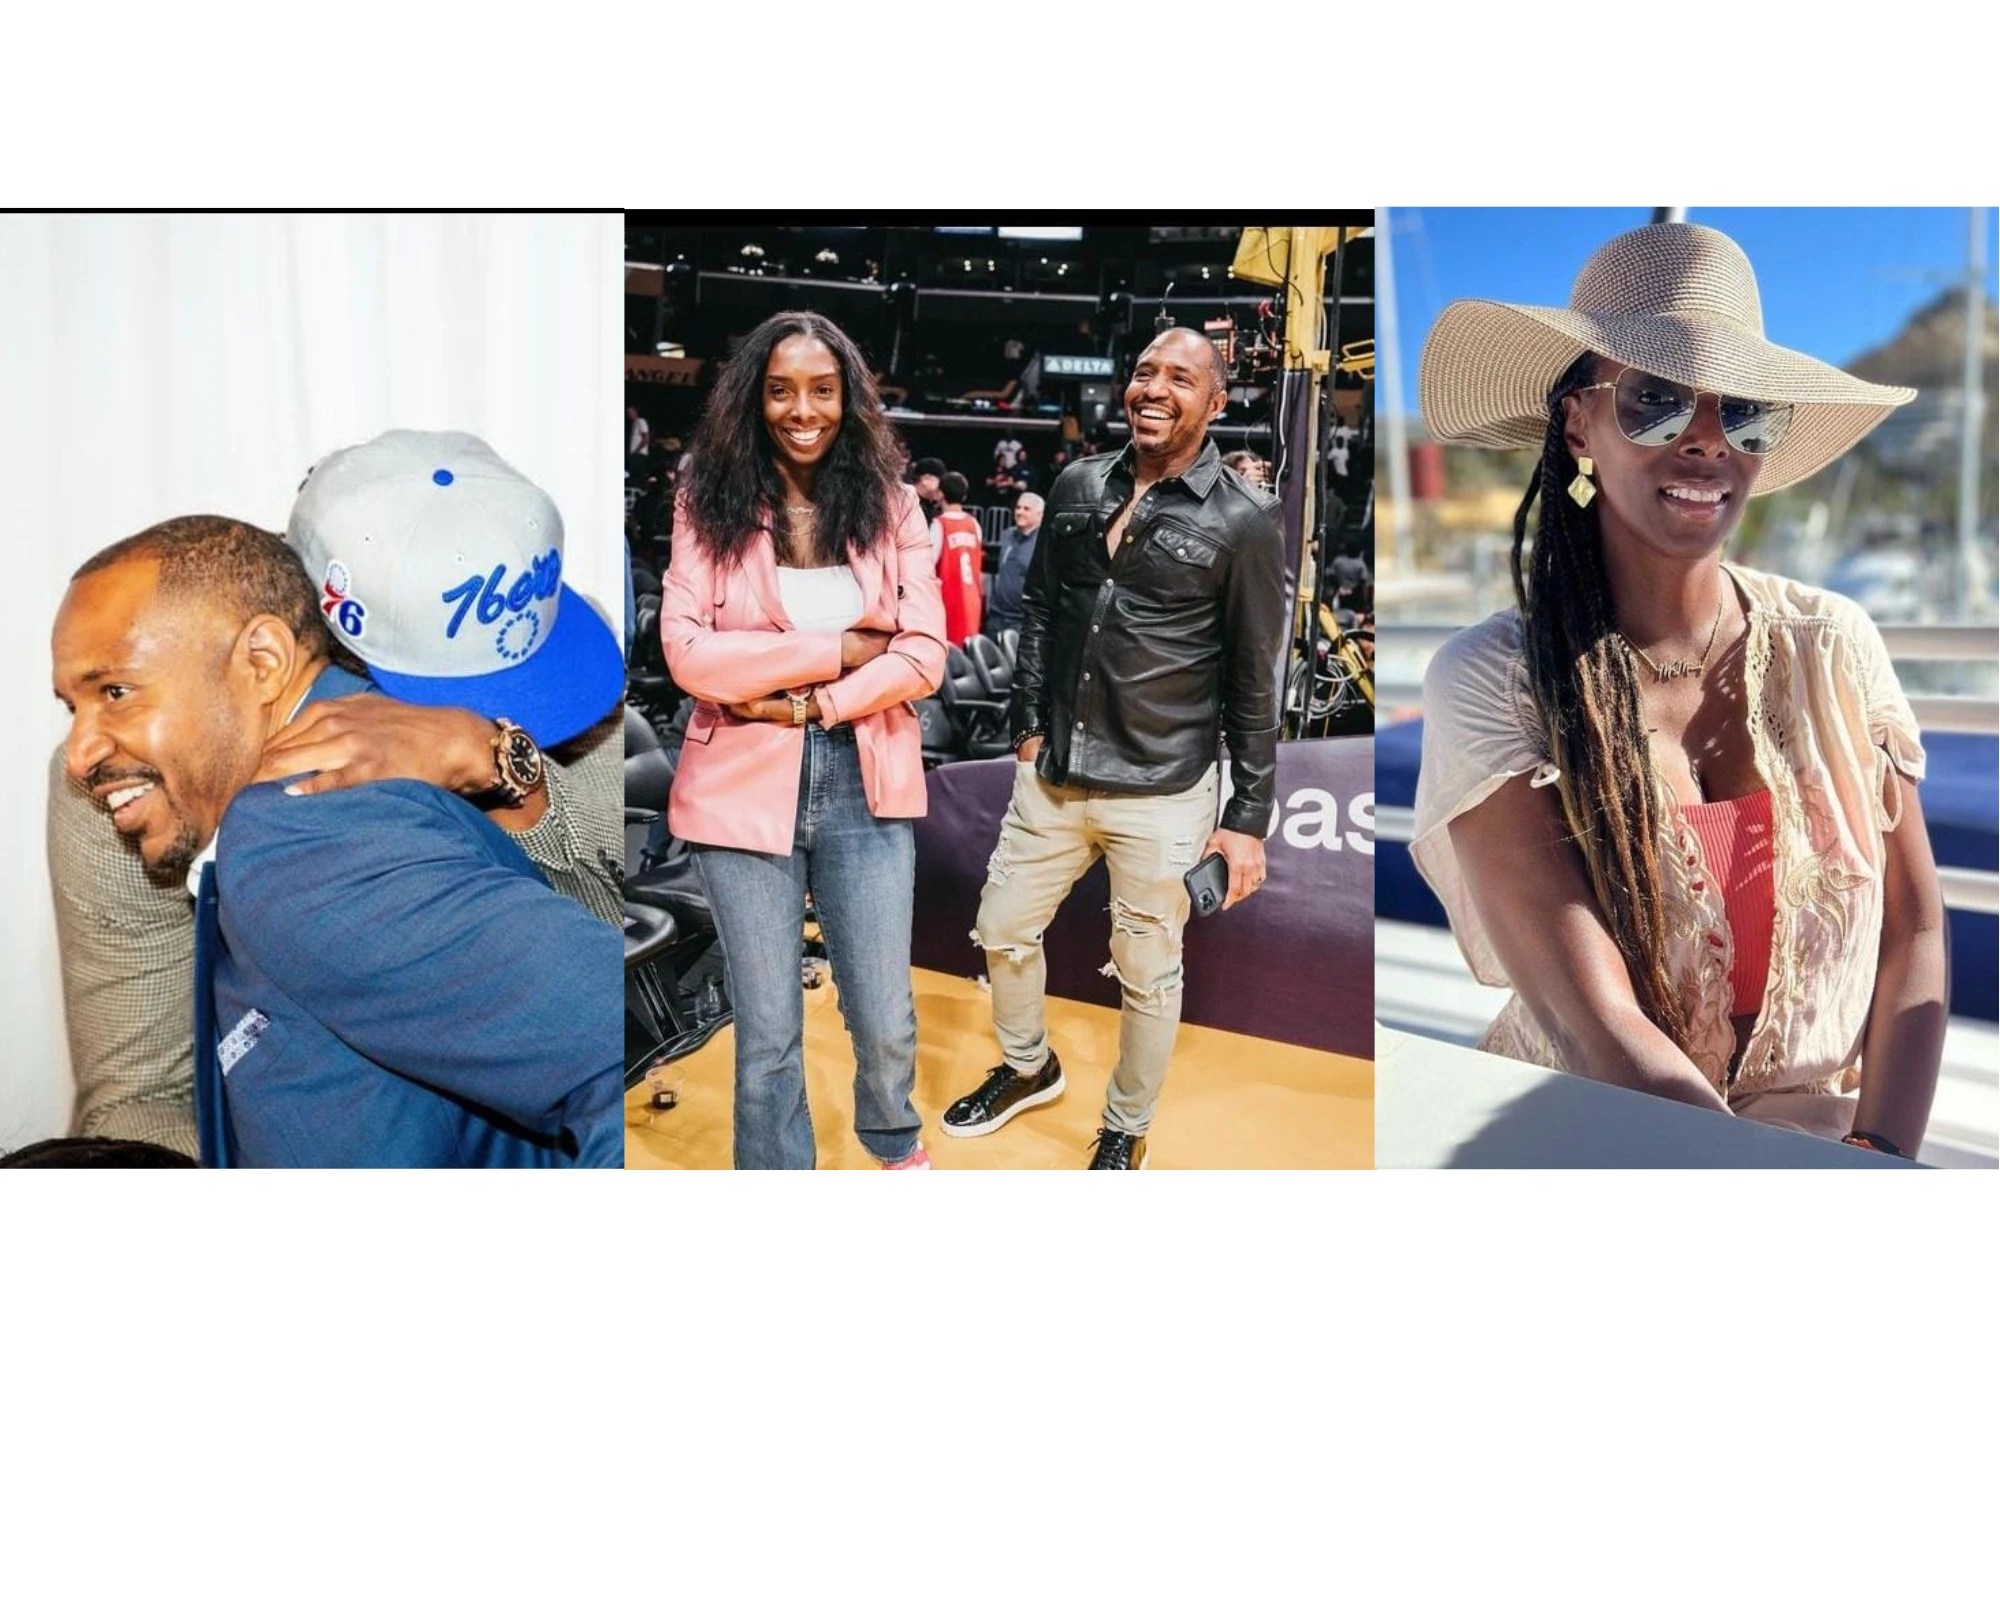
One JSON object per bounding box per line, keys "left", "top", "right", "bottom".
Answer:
{"left": 941, "top": 327, "right": 1288, "bottom": 1168}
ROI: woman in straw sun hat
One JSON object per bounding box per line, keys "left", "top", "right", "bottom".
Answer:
{"left": 1410, "top": 219, "right": 1946, "bottom": 1158}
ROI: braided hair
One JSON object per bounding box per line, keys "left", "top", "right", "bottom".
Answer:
{"left": 1511, "top": 355, "right": 1691, "bottom": 1052}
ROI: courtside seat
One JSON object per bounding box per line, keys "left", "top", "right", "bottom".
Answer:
{"left": 965, "top": 633, "right": 1012, "bottom": 699}
{"left": 939, "top": 645, "right": 1011, "bottom": 760}
{"left": 628, "top": 593, "right": 673, "bottom": 704}
{"left": 916, "top": 696, "right": 960, "bottom": 768}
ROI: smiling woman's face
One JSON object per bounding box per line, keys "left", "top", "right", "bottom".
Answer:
{"left": 762, "top": 334, "right": 842, "bottom": 477}
{"left": 1564, "top": 361, "right": 1762, "bottom": 562}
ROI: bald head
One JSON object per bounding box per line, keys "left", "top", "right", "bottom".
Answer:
{"left": 1144, "top": 327, "right": 1229, "bottom": 394}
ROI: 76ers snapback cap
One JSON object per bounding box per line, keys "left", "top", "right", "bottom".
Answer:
{"left": 287, "top": 431, "right": 622, "bottom": 746}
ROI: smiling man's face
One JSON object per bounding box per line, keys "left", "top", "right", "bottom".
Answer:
{"left": 52, "top": 559, "right": 264, "bottom": 879}
{"left": 1124, "top": 328, "right": 1226, "bottom": 464}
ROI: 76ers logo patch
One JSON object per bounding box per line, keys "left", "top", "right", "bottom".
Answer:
{"left": 438, "top": 548, "right": 561, "bottom": 663}
{"left": 321, "top": 561, "right": 368, "bottom": 638}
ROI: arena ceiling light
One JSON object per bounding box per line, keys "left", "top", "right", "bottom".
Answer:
{"left": 998, "top": 227, "right": 1083, "bottom": 240}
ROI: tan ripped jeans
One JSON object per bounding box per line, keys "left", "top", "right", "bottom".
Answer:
{"left": 973, "top": 761, "right": 1220, "bottom": 1134}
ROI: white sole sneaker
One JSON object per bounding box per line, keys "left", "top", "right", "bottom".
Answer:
{"left": 937, "top": 1074, "right": 1066, "bottom": 1139}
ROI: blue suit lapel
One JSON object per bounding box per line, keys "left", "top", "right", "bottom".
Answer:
{"left": 190, "top": 666, "right": 365, "bottom": 1168}
{"left": 191, "top": 861, "right": 231, "bottom": 1169}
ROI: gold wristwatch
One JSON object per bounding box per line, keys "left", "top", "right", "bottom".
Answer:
{"left": 787, "top": 690, "right": 814, "bottom": 725}
{"left": 488, "top": 717, "right": 546, "bottom": 806}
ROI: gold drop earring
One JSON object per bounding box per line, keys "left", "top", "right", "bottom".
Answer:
{"left": 1567, "top": 454, "right": 1596, "bottom": 508}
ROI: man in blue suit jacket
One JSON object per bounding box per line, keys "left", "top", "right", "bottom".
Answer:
{"left": 53, "top": 515, "right": 619, "bottom": 1168}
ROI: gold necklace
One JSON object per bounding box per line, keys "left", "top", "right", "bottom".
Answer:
{"left": 777, "top": 502, "right": 817, "bottom": 569}
{"left": 1620, "top": 587, "right": 1725, "bottom": 684}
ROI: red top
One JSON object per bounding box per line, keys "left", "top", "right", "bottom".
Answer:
{"left": 1680, "top": 789, "right": 1775, "bottom": 1019}
{"left": 936, "top": 509, "right": 984, "bottom": 646}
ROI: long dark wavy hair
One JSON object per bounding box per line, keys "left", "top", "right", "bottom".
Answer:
{"left": 682, "top": 311, "right": 904, "bottom": 568}
{"left": 1512, "top": 353, "right": 1691, "bottom": 1053}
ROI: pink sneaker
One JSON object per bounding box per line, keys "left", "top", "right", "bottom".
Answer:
{"left": 880, "top": 1146, "right": 932, "bottom": 1170}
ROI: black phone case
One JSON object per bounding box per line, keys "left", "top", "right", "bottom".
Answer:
{"left": 1184, "top": 852, "right": 1230, "bottom": 917}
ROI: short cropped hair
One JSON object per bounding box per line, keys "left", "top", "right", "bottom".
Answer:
{"left": 942, "top": 471, "right": 969, "bottom": 502}
{"left": 74, "top": 515, "right": 335, "bottom": 662}
{"left": 0, "top": 1136, "right": 198, "bottom": 1168}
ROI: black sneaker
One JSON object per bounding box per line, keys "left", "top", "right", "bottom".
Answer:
{"left": 939, "top": 1053, "right": 1065, "bottom": 1138}
{"left": 1086, "top": 1128, "right": 1148, "bottom": 1170}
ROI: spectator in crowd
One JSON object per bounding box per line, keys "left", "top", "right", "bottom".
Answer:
{"left": 1327, "top": 417, "right": 1362, "bottom": 479}
{"left": 986, "top": 491, "right": 1043, "bottom": 640}
{"left": 911, "top": 457, "right": 946, "bottom": 520}
{"left": 910, "top": 455, "right": 947, "bottom": 565}
{"left": 988, "top": 435, "right": 1031, "bottom": 503}
{"left": 628, "top": 404, "right": 651, "bottom": 462}
{"left": 1223, "top": 449, "right": 1273, "bottom": 489}
{"left": 1329, "top": 547, "right": 1372, "bottom": 614}
{"left": 934, "top": 470, "right": 985, "bottom": 646}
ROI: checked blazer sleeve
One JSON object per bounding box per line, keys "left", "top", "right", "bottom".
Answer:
{"left": 45, "top": 745, "right": 200, "bottom": 1158}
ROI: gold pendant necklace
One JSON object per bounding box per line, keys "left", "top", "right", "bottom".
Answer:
{"left": 1621, "top": 586, "right": 1725, "bottom": 684}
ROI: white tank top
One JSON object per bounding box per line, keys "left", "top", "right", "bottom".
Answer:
{"left": 776, "top": 565, "right": 865, "bottom": 634}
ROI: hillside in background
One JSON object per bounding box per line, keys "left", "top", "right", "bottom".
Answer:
{"left": 1849, "top": 285, "right": 1998, "bottom": 394}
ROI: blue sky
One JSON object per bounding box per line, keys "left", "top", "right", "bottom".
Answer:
{"left": 1381, "top": 207, "right": 1998, "bottom": 416}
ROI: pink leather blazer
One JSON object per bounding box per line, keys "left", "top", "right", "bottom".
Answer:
{"left": 660, "top": 486, "right": 948, "bottom": 854}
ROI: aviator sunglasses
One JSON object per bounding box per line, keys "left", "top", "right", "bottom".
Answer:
{"left": 1577, "top": 367, "right": 1793, "bottom": 456}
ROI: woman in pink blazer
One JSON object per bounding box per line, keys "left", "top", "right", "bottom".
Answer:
{"left": 661, "top": 311, "right": 947, "bottom": 1169}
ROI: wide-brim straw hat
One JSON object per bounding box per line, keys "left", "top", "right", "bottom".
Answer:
{"left": 1419, "top": 222, "right": 1916, "bottom": 496}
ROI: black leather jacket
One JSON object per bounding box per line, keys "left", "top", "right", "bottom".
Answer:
{"left": 1010, "top": 440, "right": 1287, "bottom": 834}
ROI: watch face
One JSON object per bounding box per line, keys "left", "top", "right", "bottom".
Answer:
{"left": 501, "top": 728, "right": 541, "bottom": 788}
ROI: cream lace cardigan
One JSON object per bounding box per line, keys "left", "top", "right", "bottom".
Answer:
{"left": 1411, "top": 566, "right": 1926, "bottom": 1137}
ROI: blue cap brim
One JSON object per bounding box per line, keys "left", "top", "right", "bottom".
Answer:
{"left": 367, "top": 583, "right": 624, "bottom": 747}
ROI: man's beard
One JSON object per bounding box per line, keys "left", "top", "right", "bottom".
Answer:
{"left": 90, "top": 729, "right": 242, "bottom": 887}
{"left": 146, "top": 808, "right": 206, "bottom": 885}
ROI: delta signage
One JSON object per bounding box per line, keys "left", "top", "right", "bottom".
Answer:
{"left": 1043, "top": 353, "right": 1116, "bottom": 379}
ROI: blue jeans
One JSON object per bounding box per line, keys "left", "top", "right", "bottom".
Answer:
{"left": 694, "top": 724, "right": 922, "bottom": 1169}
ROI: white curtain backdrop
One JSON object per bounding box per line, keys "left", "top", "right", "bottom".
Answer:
{"left": 0, "top": 212, "right": 622, "bottom": 1149}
